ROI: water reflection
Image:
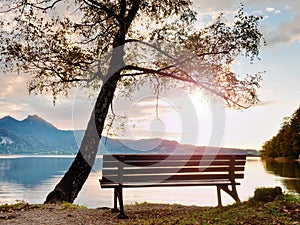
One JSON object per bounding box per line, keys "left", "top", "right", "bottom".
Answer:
{"left": 0, "top": 157, "right": 74, "bottom": 187}
{"left": 0, "top": 156, "right": 102, "bottom": 187}
{"left": 263, "top": 159, "right": 300, "bottom": 194}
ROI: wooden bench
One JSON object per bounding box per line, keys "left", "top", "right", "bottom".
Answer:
{"left": 100, "top": 154, "right": 247, "bottom": 219}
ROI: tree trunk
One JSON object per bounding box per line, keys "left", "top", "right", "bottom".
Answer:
{"left": 45, "top": 75, "right": 119, "bottom": 203}
{"left": 44, "top": 0, "right": 140, "bottom": 204}
{"left": 45, "top": 41, "right": 125, "bottom": 204}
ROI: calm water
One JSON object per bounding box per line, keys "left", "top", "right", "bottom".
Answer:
{"left": 0, "top": 156, "right": 299, "bottom": 208}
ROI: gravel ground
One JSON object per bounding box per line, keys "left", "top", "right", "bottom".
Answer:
{"left": 0, "top": 202, "right": 201, "bottom": 225}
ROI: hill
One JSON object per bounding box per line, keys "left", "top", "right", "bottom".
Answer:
{"left": 0, "top": 115, "right": 259, "bottom": 155}
{"left": 0, "top": 115, "right": 78, "bottom": 154}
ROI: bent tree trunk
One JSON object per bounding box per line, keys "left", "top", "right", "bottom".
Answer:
{"left": 45, "top": 75, "right": 119, "bottom": 203}
{"left": 45, "top": 0, "right": 139, "bottom": 204}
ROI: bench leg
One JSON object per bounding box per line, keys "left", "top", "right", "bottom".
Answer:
{"left": 230, "top": 184, "right": 240, "bottom": 203}
{"left": 111, "top": 187, "right": 119, "bottom": 213}
{"left": 217, "top": 185, "right": 241, "bottom": 206}
{"left": 217, "top": 186, "right": 222, "bottom": 206}
{"left": 116, "top": 186, "right": 128, "bottom": 219}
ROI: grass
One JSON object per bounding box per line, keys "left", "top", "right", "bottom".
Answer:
{"left": 0, "top": 200, "right": 86, "bottom": 212}
{"left": 127, "top": 193, "right": 300, "bottom": 225}
{"left": 0, "top": 200, "right": 40, "bottom": 212}
{"left": 61, "top": 201, "right": 88, "bottom": 210}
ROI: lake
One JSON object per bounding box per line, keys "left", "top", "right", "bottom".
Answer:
{"left": 0, "top": 156, "right": 299, "bottom": 208}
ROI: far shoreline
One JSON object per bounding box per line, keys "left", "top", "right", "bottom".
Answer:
{"left": 261, "top": 156, "right": 300, "bottom": 163}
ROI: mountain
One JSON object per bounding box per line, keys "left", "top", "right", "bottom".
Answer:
{"left": 99, "top": 138, "right": 257, "bottom": 155}
{"left": 0, "top": 115, "right": 260, "bottom": 155}
{"left": 0, "top": 115, "right": 78, "bottom": 154}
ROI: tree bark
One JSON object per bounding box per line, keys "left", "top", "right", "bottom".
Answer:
{"left": 45, "top": 75, "right": 119, "bottom": 203}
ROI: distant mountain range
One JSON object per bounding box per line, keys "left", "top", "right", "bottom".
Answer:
{"left": 0, "top": 115, "right": 79, "bottom": 154}
{"left": 0, "top": 115, "right": 260, "bottom": 156}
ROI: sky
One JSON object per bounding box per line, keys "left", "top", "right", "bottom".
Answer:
{"left": 0, "top": 0, "right": 300, "bottom": 150}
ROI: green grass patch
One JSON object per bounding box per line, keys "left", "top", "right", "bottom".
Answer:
{"left": 128, "top": 193, "right": 300, "bottom": 225}
{"left": 61, "top": 201, "right": 87, "bottom": 210}
{"left": 0, "top": 201, "right": 40, "bottom": 212}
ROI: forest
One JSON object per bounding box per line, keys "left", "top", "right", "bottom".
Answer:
{"left": 262, "top": 107, "right": 300, "bottom": 159}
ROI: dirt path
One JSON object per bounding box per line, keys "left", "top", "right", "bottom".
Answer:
{"left": 0, "top": 203, "right": 202, "bottom": 225}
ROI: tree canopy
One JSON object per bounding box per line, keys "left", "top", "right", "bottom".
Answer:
{"left": 262, "top": 107, "right": 300, "bottom": 159}
{"left": 1, "top": 0, "right": 264, "bottom": 108}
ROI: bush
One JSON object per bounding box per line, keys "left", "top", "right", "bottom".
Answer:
{"left": 248, "top": 187, "right": 283, "bottom": 205}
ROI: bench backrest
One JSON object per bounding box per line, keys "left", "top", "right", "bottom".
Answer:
{"left": 101, "top": 154, "right": 247, "bottom": 186}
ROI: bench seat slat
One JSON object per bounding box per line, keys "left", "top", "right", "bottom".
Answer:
{"left": 102, "top": 166, "right": 245, "bottom": 176}
{"left": 101, "top": 173, "right": 244, "bottom": 183}
{"left": 101, "top": 181, "right": 241, "bottom": 188}
{"left": 103, "top": 160, "right": 246, "bottom": 168}
{"left": 104, "top": 154, "right": 246, "bottom": 161}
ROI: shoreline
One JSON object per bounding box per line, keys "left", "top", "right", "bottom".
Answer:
{"left": 261, "top": 156, "right": 300, "bottom": 163}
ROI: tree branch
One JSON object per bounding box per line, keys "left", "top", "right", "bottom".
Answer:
{"left": 0, "top": 0, "right": 64, "bottom": 13}
{"left": 124, "top": 0, "right": 141, "bottom": 29}
{"left": 27, "top": 0, "right": 63, "bottom": 11}
{"left": 125, "top": 39, "right": 176, "bottom": 60}
{"left": 83, "top": 0, "right": 122, "bottom": 24}
{"left": 125, "top": 38, "right": 232, "bottom": 71}
{"left": 122, "top": 65, "right": 197, "bottom": 84}
{"left": 0, "top": 2, "right": 24, "bottom": 13}
{"left": 119, "top": 0, "right": 127, "bottom": 19}
{"left": 121, "top": 65, "right": 249, "bottom": 109}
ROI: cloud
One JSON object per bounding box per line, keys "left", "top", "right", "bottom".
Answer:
{"left": 0, "top": 73, "right": 88, "bottom": 130}
{"left": 192, "top": 0, "right": 239, "bottom": 12}
{"left": 265, "top": 7, "right": 281, "bottom": 14}
{"left": 266, "top": 7, "right": 275, "bottom": 12}
{"left": 0, "top": 75, "right": 31, "bottom": 118}
{"left": 194, "top": 0, "right": 300, "bottom": 45}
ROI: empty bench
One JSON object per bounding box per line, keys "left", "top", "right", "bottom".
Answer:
{"left": 100, "top": 154, "right": 247, "bottom": 218}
